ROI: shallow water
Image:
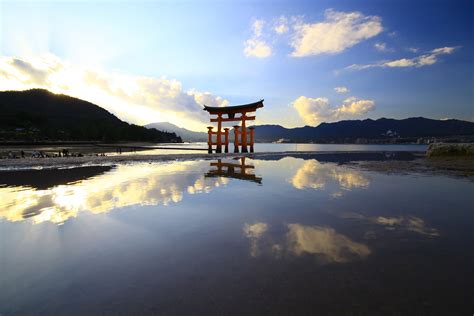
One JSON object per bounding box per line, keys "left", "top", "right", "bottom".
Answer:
{"left": 0, "top": 156, "right": 472, "bottom": 315}
{"left": 120, "top": 142, "right": 429, "bottom": 155}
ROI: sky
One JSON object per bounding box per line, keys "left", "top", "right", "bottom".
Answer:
{"left": 0, "top": 0, "right": 472, "bottom": 131}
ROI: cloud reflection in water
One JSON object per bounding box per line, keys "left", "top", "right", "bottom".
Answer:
{"left": 243, "top": 222, "right": 270, "bottom": 257}
{"left": 343, "top": 212, "right": 440, "bottom": 237}
{"left": 286, "top": 224, "right": 371, "bottom": 262}
{"left": 243, "top": 222, "right": 371, "bottom": 263}
{"left": 291, "top": 159, "right": 370, "bottom": 191}
{"left": 0, "top": 161, "right": 228, "bottom": 224}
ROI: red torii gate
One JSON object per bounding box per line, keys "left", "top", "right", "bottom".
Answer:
{"left": 203, "top": 100, "right": 264, "bottom": 153}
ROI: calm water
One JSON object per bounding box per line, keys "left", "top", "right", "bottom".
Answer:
{"left": 0, "top": 155, "right": 473, "bottom": 315}
{"left": 117, "top": 143, "right": 429, "bottom": 156}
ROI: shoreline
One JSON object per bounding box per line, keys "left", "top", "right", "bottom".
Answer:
{"left": 0, "top": 150, "right": 417, "bottom": 168}
{"left": 0, "top": 142, "right": 429, "bottom": 159}
{"left": 0, "top": 150, "right": 472, "bottom": 179}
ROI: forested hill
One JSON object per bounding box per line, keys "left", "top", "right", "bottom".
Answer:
{"left": 0, "top": 89, "right": 182, "bottom": 142}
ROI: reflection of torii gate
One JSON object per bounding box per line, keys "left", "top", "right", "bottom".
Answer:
{"left": 205, "top": 157, "right": 262, "bottom": 184}
{"left": 203, "top": 100, "right": 264, "bottom": 153}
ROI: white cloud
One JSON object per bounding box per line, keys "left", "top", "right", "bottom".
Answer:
{"left": 244, "top": 10, "right": 383, "bottom": 58}
{"left": 416, "top": 54, "right": 437, "bottom": 66}
{"left": 347, "top": 46, "right": 458, "bottom": 70}
{"left": 243, "top": 39, "right": 272, "bottom": 58}
{"left": 0, "top": 54, "right": 228, "bottom": 130}
{"left": 244, "top": 19, "right": 272, "bottom": 58}
{"left": 431, "top": 46, "right": 456, "bottom": 54}
{"left": 293, "top": 95, "right": 375, "bottom": 125}
{"left": 190, "top": 90, "right": 229, "bottom": 108}
{"left": 290, "top": 9, "right": 383, "bottom": 57}
{"left": 293, "top": 96, "right": 331, "bottom": 125}
{"left": 374, "top": 42, "right": 393, "bottom": 52}
{"left": 384, "top": 58, "right": 416, "bottom": 68}
{"left": 334, "top": 86, "right": 349, "bottom": 94}
{"left": 273, "top": 16, "right": 289, "bottom": 34}
{"left": 407, "top": 47, "right": 419, "bottom": 53}
{"left": 0, "top": 54, "right": 65, "bottom": 87}
{"left": 252, "top": 19, "right": 265, "bottom": 37}
{"left": 336, "top": 97, "right": 375, "bottom": 116}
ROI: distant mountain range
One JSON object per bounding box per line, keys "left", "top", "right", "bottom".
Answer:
{"left": 2, "top": 89, "right": 472, "bottom": 144}
{"left": 147, "top": 118, "right": 474, "bottom": 143}
{"left": 0, "top": 89, "right": 182, "bottom": 143}
{"left": 253, "top": 118, "right": 474, "bottom": 143}
{"left": 145, "top": 122, "right": 207, "bottom": 142}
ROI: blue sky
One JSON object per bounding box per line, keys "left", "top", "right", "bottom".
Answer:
{"left": 0, "top": 0, "right": 472, "bottom": 130}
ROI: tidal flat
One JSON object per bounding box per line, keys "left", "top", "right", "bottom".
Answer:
{"left": 1, "top": 153, "right": 473, "bottom": 315}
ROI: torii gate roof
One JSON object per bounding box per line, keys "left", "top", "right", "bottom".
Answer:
{"left": 203, "top": 99, "right": 264, "bottom": 114}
